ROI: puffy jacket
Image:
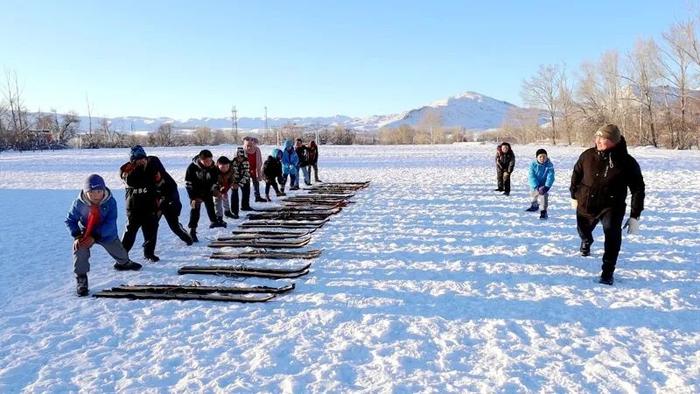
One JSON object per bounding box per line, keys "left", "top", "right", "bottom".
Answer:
{"left": 143, "top": 156, "right": 178, "bottom": 202}
{"left": 65, "top": 188, "right": 119, "bottom": 242}
{"left": 185, "top": 156, "right": 219, "bottom": 199}
{"left": 528, "top": 159, "right": 555, "bottom": 190}
{"left": 296, "top": 145, "right": 309, "bottom": 167}
{"left": 263, "top": 154, "right": 283, "bottom": 181}
{"left": 120, "top": 158, "right": 159, "bottom": 213}
{"left": 217, "top": 167, "right": 237, "bottom": 194}
{"left": 282, "top": 140, "right": 299, "bottom": 175}
{"left": 496, "top": 143, "right": 515, "bottom": 173}
{"left": 233, "top": 148, "right": 251, "bottom": 186}
{"left": 570, "top": 137, "right": 645, "bottom": 218}
{"left": 307, "top": 143, "right": 318, "bottom": 165}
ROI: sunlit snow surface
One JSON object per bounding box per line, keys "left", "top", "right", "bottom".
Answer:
{"left": 0, "top": 143, "right": 698, "bottom": 392}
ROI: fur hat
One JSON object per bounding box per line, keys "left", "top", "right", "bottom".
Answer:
{"left": 595, "top": 124, "right": 621, "bottom": 143}
{"left": 236, "top": 146, "right": 246, "bottom": 158}
{"left": 130, "top": 145, "right": 147, "bottom": 161}
{"left": 84, "top": 174, "right": 106, "bottom": 192}
{"left": 536, "top": 148, "right": 548, "bottom": 157}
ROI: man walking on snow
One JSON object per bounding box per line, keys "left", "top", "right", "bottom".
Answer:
{"left": 570, "top": 124, "right": 645, "bottom": 285}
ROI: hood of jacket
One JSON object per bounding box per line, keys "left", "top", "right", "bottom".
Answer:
{"left": 78, "top": 187, "right": 112, "bottom": 206}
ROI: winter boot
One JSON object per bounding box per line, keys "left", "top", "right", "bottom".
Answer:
{"left": 580, "top": 241, "right": 591, "bottom": 257}
{"left": 539, "top": 210, "right": 548, "bottom": 220}
{"left": 277, "top": 191, "right": 286, "bottom": 197}
{"left": 209, "top": 218, "right": 227, "bottom": 228}
{"left": 144, "top": 254, "right": 160, "bottom": 262}
{"left": 502, "top": 191, "right": 510, "bottom": 196}
{"left": 114, "top": 260, "right": 143, "bottom": 271}
{"left": 189, "top": 228, "right": 199, "bottom": 243}
{"left": 76, "top": 274, "right": 89, "bottom": 297}
{"left": 255, "top": 196, "right": 267, "bottom": 203}
{"left": 599, "top": 273, "right": 614, "bottom": 286}
{"left": 224, "top": 210, "right": 236, "bottom": 219}
{"left": 494, "top": 188, "right": 504, "bottom": 192}
{"left": 525, "top": 203, "right": 539, "bottom": 212}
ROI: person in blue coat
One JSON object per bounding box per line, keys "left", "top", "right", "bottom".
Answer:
{"left": 525, "top": 148, "right": 555, "bottom": 219}
{"left": 65, "top": 174, "right": 142, "bottom": 296}
{"left": 281, "top": 139, "right": 300, "bottom": 191}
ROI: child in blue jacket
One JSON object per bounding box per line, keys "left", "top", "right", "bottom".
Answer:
{"left": 65, "top": 174, "right": 142, "bottom": 296}
{"left": 526, "top": 149, "right": 555, "bottom": 219}
{"left": 281, "top": 139, "right": 300, "bottom": 191}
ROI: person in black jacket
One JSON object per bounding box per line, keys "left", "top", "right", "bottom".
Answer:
{"left": 262, "top": 148, "right": 286, "bottom": 201}
{"left": 185, "top": 149, "right": 222, "bottom": 242}
{"left": 119, "top": 145, "right": 160, "bottom": 262}
{"left": 308, "top": 141, "right": 321, "bottom": 182}
{"left": 148, "top": 156, "right": 193, "bottom": 246}
{"left": 570, "top": 124, "right": 645, "bottom": 285}
{"left": 496, "top": 142, "right": 515, "bottom": 196}
{"left": 295, "top": 138, "right": 311, "bottom": 186}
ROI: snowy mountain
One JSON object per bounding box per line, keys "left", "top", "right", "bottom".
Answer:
{"left": 354, "top": 91, "right": 519, "bottom": 131}
{"left": 70, "top": 91, "right": 520, "bottom": 133}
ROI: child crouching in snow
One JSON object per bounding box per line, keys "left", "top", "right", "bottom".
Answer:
{"left": 526, "top": 149, "right": 555, "bottom": 219}
{"left": 65, "top": 174, "right": 142, "bottom": 296}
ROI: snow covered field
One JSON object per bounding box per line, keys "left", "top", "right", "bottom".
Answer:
{"left": 0, "top": 143, "right": 699, "bottom": 392}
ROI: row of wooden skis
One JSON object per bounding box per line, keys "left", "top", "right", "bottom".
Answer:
{"left": 94, "top": 181, "right": 370, "bottom": 302}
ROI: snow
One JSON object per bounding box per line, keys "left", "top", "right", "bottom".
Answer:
{"left": 1, "top": 143, "right": 699, "bottom": 392}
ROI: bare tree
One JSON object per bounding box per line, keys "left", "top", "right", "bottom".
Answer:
{"left": 521, "top": 64, "right": 563, "bottom": 144}
{"left": 659, "top": 21, "right": 697, "bottom": 149}
{"left": 153, "top": 123, "right": 174, "bottom": 146}
{"left": 193, "top": 126, "right": 212, "bottom": 146}
{"left": 623, "top": 38, "right": 663, "bottom": 147}
{"left": 557, "top": 71, "right": 577, "bottom": 145}
{"left": 416, "top": 108, "right": 443, "bottom": 144}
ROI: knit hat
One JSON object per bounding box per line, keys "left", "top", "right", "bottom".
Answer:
{"left": 216, "top": 156, "right": 231, "bottom": 165}
{"left": 595, "top": 124, "right": 621, "bottom": 143}
{"left": 84, "top": 174, "right": 106, "bottom": 192}
{"left": 130, "top": 145, "right": 147, "bottom": 161}
{"left": 236, "top": 146, "right": 246, "bottom": 158}
{"left": 535, "top": 148, "right": 548, "bottom": 157}
{"left": 198, "top": 149, "right": 213, "bottom": 159}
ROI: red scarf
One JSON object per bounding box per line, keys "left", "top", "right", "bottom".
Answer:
{"left": 83, "top": 203, "right": 101, "bottom": 238}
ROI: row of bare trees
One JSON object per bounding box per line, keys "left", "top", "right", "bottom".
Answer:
{"left": 513, "top": 20, "right": 700, "bottom": 149}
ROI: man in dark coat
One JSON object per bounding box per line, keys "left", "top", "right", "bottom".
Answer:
{"left": 295, "top": 138, "right": 311, "bottom": 186}
{"left": 185, "top": 149, "right": 221, "bottom": 242}
{"left": 496, "top": 142, "right": 515, "bottom": 195}
{"left": 308, "top": 141, "right": 321, "bottom": 182}
{"left": 148, "top": 156, "right": 193, "bottom": 246}
{"left": 120, "top": 145, "right": 161, "bottom": 262}
{"left": 570, "top": 124, "right": 645, "bottom": 285}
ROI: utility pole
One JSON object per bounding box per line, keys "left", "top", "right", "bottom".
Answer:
{"left": 231, "top": 105, "right": 239, "bottom": 143}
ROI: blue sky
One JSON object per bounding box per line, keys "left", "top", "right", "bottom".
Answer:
{"left": 1, "top": 0, "right": 693, "bottom": 119}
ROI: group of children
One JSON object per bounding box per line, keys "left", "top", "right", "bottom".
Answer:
{"left": 65, "top": 137, "right": 322, "bottom": 296}
{"left": 495, "top": 143, "right": 555, "bottom": 220}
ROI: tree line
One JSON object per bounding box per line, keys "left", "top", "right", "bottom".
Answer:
{"left": 511, "top": 19, "right": 700, "bottom": 149}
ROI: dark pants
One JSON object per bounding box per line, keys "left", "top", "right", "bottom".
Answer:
{"left": 251, "top": 177, "right": 261, "bottom": 198}
{"left": 265, "top": 178, "right": 281, "bottom": 197}
{"left": 122, "top": 210, "right": 159, "bottom": 257}
{"left": 281, "top": 173, "right": 297, "bottom": 191}
{"left": 230, "top": 187, "right": 240, "bottom": 215}
{"left": 159, "top": 200, "right": 191, "bottom": 244}
{"left": 310, "top": 163, "right": 320, "bottom": 181}
{"left": 497, "top": 168, "right": 510, "bottom": 193}
{"left": 188, "top": 196, "right": 217, "bottom": 229}
{"left": 576, "top": 209, "right": 625, "bottom": 276}
{"left": 239, "top": 181, "right": 252, "bottom": 209}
